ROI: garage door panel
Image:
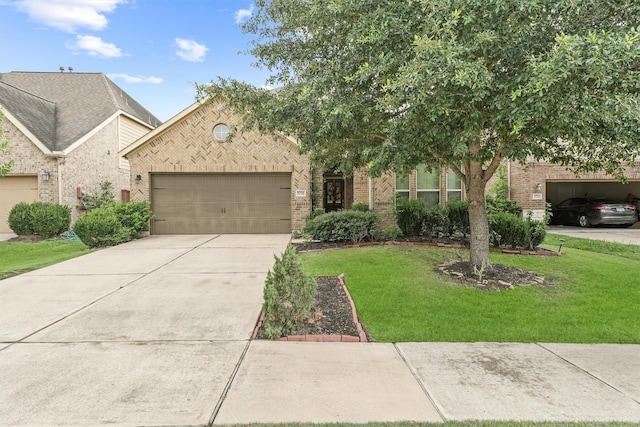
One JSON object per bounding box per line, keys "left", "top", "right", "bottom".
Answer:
{"left": 151, "top": 173, "right": 292, "bottom": 234}
{"left": 0, "top": 176, "right": 39, "bottom": 233}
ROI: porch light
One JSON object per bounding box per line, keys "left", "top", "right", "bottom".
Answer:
{"left": 42, "top": 171, "right": 50, "bottom": 182}
{"left": 135, "top": 174, "right": 142, "bottom": 183}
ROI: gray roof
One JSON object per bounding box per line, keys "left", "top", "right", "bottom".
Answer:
{"left": 0, "top": 71, "right": 161, "bottom": 152}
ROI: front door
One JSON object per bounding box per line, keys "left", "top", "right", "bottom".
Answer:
{"left": 324, "top": 178, "right": 344, "bottom": 212}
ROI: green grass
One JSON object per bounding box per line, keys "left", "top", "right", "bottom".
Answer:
{"left": 542, "top": 233, "right": 640, "bottom": 261}
{"left": 300, "top": 237, "right": 640, "bottom": 344}
{"left": 0, "top": 240, "right": 89, "bottom": 280}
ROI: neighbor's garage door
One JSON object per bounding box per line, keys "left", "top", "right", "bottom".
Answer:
{"left": 151, "top": 173, "right": 292, "bottom": 234}
{"left": 0, "top": 176, "right": 38, "bottom": 233}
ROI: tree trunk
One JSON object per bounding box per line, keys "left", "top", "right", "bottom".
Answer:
{"left": 466, "top": 159, "right": 491, "bottom": 271}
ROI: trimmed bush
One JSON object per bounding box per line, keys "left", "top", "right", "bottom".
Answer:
{"left": 29, "top": 202, "right": 71, "bottom": 238}
{"left": 447, "top": 200, "right": 470, "bottom": 234}
{"left": 486, "top": 194, "right": 522, "bottom": 217}
{"left": 422, "top": 204, "right": 450, "bottom": 236}
{"left": 395, "top": 198, "right": 428, "bottom": 237}
{"left": 7, "top": 202, "right": 32, "bottom": 235}
{"left": 308, "top": 207, "right": 325, "bottom": 221}
{"left": 73, "top": 208, "right": 127, "bottom": 248}
{"left": 262, "top": 246, "right": 317, "bottom": 339}
{"left": 351, "top": 202, "right": 371, "bottom": 212}
{"left": 396, "top": 198, "right": 449, "bottom": 237}
{"left": 489, "top": 213, "right": 529, "bottom": 248}
{"left": 8, "top": 202, "right": 71, "bottom": 237}
{"left": 109, "top": 201, "right": 153, "bottom": 237}
{"left": 304, "top": 210, "right": 377, "bottom": 243}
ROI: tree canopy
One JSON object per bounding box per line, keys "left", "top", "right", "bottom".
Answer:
{"left": 198, "top": 0, "right": 640, "bottom": 268}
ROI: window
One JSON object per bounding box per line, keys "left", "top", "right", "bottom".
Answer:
{"left": 395, "top": 173, "right": 409, "bottom": 200}
{"left": 416, "top": 165, "right": 440, "bottom": 206}
{"left": 446, "top": 168, "right": 462, "bottom": 202}
{"left": 213, "top": 124, "right": 229, "bottom": 141}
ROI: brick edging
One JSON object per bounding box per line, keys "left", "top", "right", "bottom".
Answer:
{"left": 251, "top": 274, "right": 367, "bottom": 342}
{"left": 342, "top": 240, "right": 561, "bottom": 256}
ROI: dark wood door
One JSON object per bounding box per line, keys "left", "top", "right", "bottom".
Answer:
{"left": 324, "top": 178, "right": 344, "bottom": 212}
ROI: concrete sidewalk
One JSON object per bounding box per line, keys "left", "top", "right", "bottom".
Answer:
{"left": 1, "top": 234, "right": 638, "bottom": 426}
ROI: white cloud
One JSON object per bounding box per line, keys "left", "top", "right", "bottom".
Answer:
{"left": 234, "top": 4, "right": 254, "bottom": 24}
{"left": 14, "top": 0, "right": 126, "bottom": 33}
{"left": 70, "top": 34, "right": 121, "bottom": 58}
{"left": 175, "top": 38, "right": 208, "bottom": 62}
{"left": 107, "top": 73, "right": 163, "bottom": 84}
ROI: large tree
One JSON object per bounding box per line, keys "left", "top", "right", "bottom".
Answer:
{"left": 198, "top": 0, "right": 640, "bottom": 269}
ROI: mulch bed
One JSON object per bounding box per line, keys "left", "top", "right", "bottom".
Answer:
{"left": 253, "top": 239, "right": 554, "bottom": 341}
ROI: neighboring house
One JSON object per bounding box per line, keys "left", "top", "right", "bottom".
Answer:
{"left": 121, "top": 98, "right": 639, "bottom": 235}
{"left": 0, "top": 71, "right": 160, "bottom": 233}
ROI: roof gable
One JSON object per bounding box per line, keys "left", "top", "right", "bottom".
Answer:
{"left": 121, "top": 99, "right": 300, "bottom": 158}
{"left": 0, "top": 72, "right": 161, "bottom": 152}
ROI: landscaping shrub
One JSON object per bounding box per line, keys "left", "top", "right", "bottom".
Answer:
{"left": 396, "top": 198, "right": 449, "bottom": 237}
{"left": 8, "top": 202, "right": 70, "bottom": 237}
{"left": 489, "top": 213, "right": 529, "bottom": 248}
{"left": 525, "top": 212, "right": 547, "bottom": 249}
{"left": 486, "top": 194, "right": 522, "bottom": 217}
{"left": 7, "top": 202, "right": 32, "bottom": 235}
{"left": 395, "top": 198, "right": 428, "bottom": 237}
{"left": 351, "top": 202, "right": 370, "bottom": 212}
{"left": 109, "top": 201, "right": 153, "bottom": 237}
{"left": 304, "top": 210, "right": 377, "bottom": 243}
{"left": 422, "top": 204, "right": 450, "bottom": 236}
{"left": 73, "top": 208, "right": 127, "bottom": 248}
{"left": 447, "top": 200, "right": 470, "bottom": 234}
{"left": 308, "top": 207, "right": 325, "bottom": 221}
{"left": 262, "top": 246, "right": 317, "bottom": 339}
{"left": 29, "top": 202, "right": 71, "bottom": 238}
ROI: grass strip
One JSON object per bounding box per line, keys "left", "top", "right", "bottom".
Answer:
{"left": 0, "top": 240, "right": 89, "bottom": 280}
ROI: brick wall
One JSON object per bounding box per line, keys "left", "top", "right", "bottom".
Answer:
{"left": 2, "top": 115, "right": 140, "bottom": 225}
{"left": 126, "top": 101, "right": 312, "bottom": 231}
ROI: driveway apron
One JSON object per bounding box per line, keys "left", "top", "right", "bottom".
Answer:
{"left": 0, "top": 234, "right": 290, "bottom": 426}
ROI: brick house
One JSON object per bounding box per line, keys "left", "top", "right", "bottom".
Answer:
{"left": 0, "top": 71, "right": 160, "bottom": 233}
{"left": 120, "top": 98, "right": 468, "bottom": 234}
{"left": 121, "top": 99, "right": 312, "bottom": 234}
{"left": 121, "top": 97, "right": 638, "bottom": 234}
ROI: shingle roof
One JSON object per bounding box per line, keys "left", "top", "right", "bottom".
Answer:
{"left": 0, "top": 71, "right": 161, "bottom": 152}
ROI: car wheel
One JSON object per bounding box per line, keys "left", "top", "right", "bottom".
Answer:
{"left": 578, "top": 214, "right": 591, "bottom": 228}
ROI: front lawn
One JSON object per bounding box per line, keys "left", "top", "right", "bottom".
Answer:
{"left": 0, "top": 240, "right": 89, "bottom": 280}
{"left": 299, "top": 236, "right": 640, "bottom": 343}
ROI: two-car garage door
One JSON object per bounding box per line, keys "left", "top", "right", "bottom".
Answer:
{"left": 151, "top": 173, "right": 292, "bottom": 234}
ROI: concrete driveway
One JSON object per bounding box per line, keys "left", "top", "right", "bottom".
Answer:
{"left": 0, "top": 234, "right": 290, "bottom": 426}
{"left": 548, "top": 225, "right": 640, "bottom": 245}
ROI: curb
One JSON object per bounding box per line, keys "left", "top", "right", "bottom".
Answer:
{"left": 251, "top": 274, "right": 367, "bottom": 343}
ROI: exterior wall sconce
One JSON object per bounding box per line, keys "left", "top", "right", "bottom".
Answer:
{"left": 135, "top": 174, "right": 142, "bottom": 183}
{"left": 534, "top": 182, "right": 542, "bottom": 191}
{"left": 42, "top": 171, "right": 50, "bottom": 182}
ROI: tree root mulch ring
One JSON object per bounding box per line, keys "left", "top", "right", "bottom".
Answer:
{"left": 438, "top": 260, "right": 553, "bottom": 291}
{"left": 254, "top": 276, "right": 368, "bottom": 340}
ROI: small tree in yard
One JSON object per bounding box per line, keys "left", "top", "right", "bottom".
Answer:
{"left": 198, "top": 0, "right": 640, "bottom": 271}
{"left": 262, "top": 246, "right": 317, "bottom": 339}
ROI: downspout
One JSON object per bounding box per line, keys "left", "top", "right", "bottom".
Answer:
{"left": 368, "top": 176, "right": 373, "bottom": 208}
{"left": 46, "top": 151, "right": 66, "bottom": 204}
{"left": 507, "top": 160, "right": 511, "bottom": 199}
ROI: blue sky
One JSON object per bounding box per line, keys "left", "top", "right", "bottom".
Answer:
{"left": 0, "top": 0, "right": 269, "bottom": 121}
